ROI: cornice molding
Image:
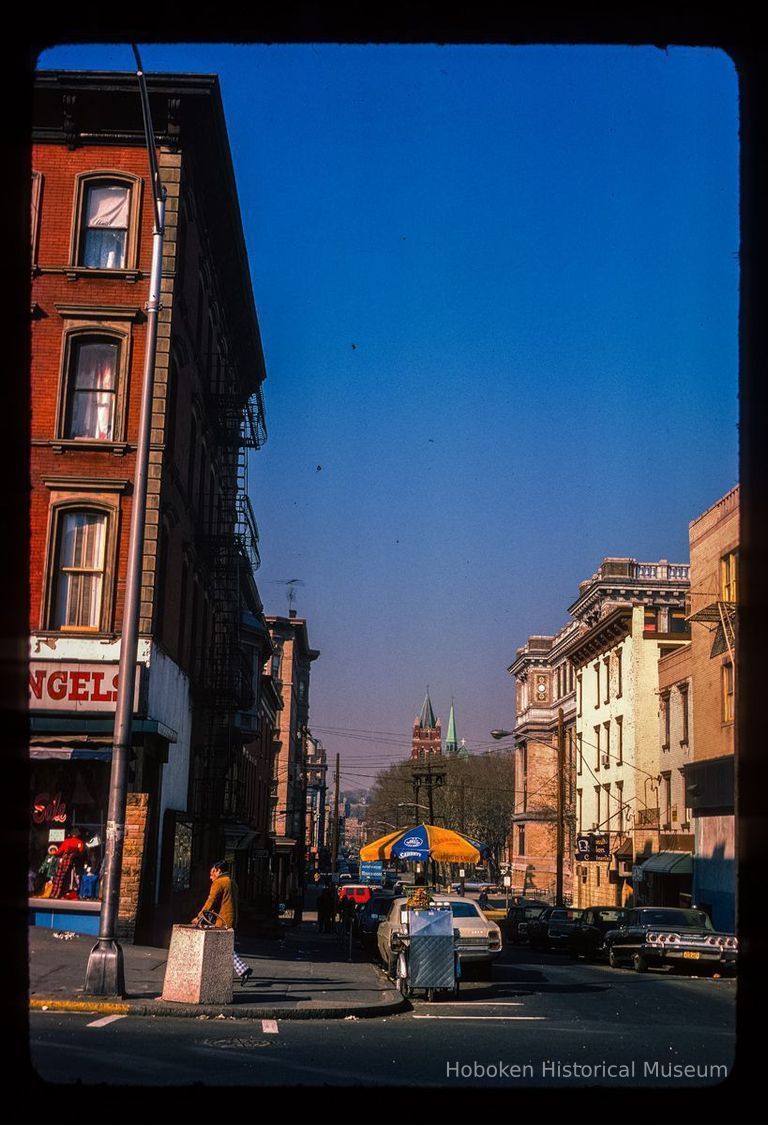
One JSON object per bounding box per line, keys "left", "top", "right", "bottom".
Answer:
{"left": 55, "top": 302, "right": 144, "bottom": 321}
{"left": 565, "top": 607, "right": 633, "bottom": 668}
{"left": 43, "top": 476, "right": 132, "bottom": 493}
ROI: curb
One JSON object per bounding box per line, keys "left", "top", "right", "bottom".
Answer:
{"left": 30, "top": 994, "right": 408, "bottom": 1020}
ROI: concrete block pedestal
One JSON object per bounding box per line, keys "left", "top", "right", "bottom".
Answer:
{"left": 161, "top": 925, "right": 234, "bottom": 1004}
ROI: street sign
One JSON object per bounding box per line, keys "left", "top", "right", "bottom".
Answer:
{"left": 360, "top": 861, "right": 384, "bottom": 883}
{"left": 575, "top": 833, "right": 610, "bottom": 861}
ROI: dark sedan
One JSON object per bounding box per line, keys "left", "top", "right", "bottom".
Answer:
{"left": 604, "top": 907, "right": 738, "bottom": 974}
{"left": 569, "top": 906, "right": 627, "bottom": 961}
{"left": 528, "top": 906, "right": 582, "bottom": 951}
{"left": 506, "top": 901, "right": 547, "bottom": 944}
{"left": 354, "top": 891, "right": 396, "bottom": 951}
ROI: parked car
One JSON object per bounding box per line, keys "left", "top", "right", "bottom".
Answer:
{"left": 355, "top": 891, "right": 396, "bottom": 950}
{"left": 337, "top": 884, "right": 377, "bottom": 907}
{"left": 376, "top": 895, "right": 502, "bottom": 979}
{"left": 528, "top": 906, "right": 582, "bottom": 951}
{"left": 506, "top": 901, "right": 548, "bottom": 943}
{"left": 569, "top": 906, "right": 628, "bottom": 961}
{"left": 479, "top": 896, "right": 510, "bottom": 925}
{"left": 449, "top": 881, "right": 496, "bottom": 894}
{"left": 603, "top": 907, "right": 738, "bottom": 974}
{"left": 543, "top": 907, "right": 583, "bottom": 951}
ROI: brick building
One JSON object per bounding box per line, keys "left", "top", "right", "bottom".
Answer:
{"left": 29, "top": 71, "right": 273, "bottom": 944}
{"left": 685, "top": 486, "right": 738, "bottom": 930}
{"left": 265, "top": 611, "right": 319, "bottom": 906}
{"left": 507, "top": 621, "right": 578, "bottom": 900}
{"left": 411, "top": 690, "right": 442, "bottom": 759}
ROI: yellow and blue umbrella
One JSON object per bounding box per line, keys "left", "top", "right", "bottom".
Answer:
{"left": 359, "top": 823, "right": 491, "bottom": 864}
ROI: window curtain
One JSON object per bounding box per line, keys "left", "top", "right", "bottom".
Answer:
{"left": 68, "top": 341, "right": 117, "bottom": 440}
{"left": 55, "top": 512, "right": 107, "bottom": 629}
{"left": 83, "top": 184, "right": 129, "bottom": 268}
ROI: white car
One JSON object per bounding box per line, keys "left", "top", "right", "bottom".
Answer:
{"left": 376, "top": 895, "right": 502, "bottom": 979}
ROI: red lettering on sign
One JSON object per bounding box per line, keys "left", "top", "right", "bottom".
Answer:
{"left": 32, "top": 792, "right": 67, "bottom": 825}
{"left": 29, "top": 671, "right": 45, "bottom": 700}
{"left": 111, "top": 672, "right": 119, "bottom": 701}
{"left": 91, "top": 671, "right": 112, "bottom": 702}
{"left": 48, "top": 672, "right": 68, "bottom": 700}
{"left": 69, "top": 671, "right": 90, "bottom": 701}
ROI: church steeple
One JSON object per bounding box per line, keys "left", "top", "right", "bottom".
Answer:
{"left": 411, "top": 689, "right": 442, "bottom": 759}
{"left": 445, "top": 700, "right": 459, "bottom": 755}
{"left": 418, "top": 690, "right": 437, "bottom": 730}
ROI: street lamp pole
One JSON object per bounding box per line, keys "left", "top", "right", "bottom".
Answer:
{"left": 555, "top": 708, "right": 565, "bottom": 907}
{"left": 85, "top": 46, "right": 165, "bottom": 997}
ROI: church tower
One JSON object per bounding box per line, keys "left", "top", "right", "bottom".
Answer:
{"left": 411, "top": 690, "right": 442, "bottom": 759}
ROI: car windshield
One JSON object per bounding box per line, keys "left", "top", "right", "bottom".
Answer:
{"left": 525, "top": 906, "right": 546, "bottom": 918}
{"left": 445, "top": 902, "right": 481, "bottom": 918}
{"left": 485, "top": 898, "right": 507, "bottom": 910}
{"left": 551, "top": 909, "right": 582, "bottom": 920}
{"left": 639, "top": 909, "right": 714, "bottom": 929}
{"left": 594, "top": 909, "right": 625, "bottom": 922}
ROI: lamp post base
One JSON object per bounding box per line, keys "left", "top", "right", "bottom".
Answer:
{"left": 84, "top": 938, "right": 126, "bottom": 997}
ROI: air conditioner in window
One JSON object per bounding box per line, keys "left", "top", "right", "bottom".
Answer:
{"left": 662, "top": 823, "right": 672, "bottom": 831}
{"left": 681, "top": 822, "right": 691, "bottom": 831}
{"left": 602, "top": 755, "right": 610, "bottom": 768}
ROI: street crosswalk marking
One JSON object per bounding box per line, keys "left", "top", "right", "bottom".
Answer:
{"left": 262, "top": 1019, "right": 279, "bottom": 1034}
{"left": 86, "top": 1014, "right": 127, "bottom": 1028}
{"left": 428, "top": 1001, "right": 524, "bottom": 1006}
{"left": 412, "top": 1015, "right": 546, "bottom": 1021}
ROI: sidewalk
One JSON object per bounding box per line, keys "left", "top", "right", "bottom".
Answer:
{"left": 29, "top": 918, "right": 405, "bottom": 1020}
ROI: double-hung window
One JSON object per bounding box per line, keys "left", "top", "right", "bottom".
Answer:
{"left": 65, "top": 338, "right": 118, "bottom": 440}
{"left": 81, "top": 181, "right": 130, "bottom": 269}
{"left": 53, "top": 511, "right": 107, "bottom": 630}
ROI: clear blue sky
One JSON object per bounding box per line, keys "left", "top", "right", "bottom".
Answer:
{"left": 38, "top": 44, "right": 739, "bottom": 791}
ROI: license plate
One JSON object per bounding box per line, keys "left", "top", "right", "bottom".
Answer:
{"left": 683, "top": 951, "right": 700, "bottom": 960}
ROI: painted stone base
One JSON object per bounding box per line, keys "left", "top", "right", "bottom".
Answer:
{"left": 161, "top": 925, "right": 234, "bottom": 1004}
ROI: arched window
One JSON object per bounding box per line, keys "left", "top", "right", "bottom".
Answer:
{"left": 81, "top": 181, "right": 130, "bottom": 268}
{"left": 52, "top": 510, "right": 108, "bottom": 630}
{"left": 70, "top": 171, "right": 142, "bottom": 274}
{"left": 64, "top": 337, "right": 118, "bottom": 440}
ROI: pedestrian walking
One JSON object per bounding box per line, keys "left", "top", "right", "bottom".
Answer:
{"left": 191, "top": 859, "right": 252, "bottom": 985}
{"left": 317, "top": 886, "right": 333, "bottom": 933}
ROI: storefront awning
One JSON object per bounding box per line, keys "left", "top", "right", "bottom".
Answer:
{"left": 30, "top": 745, "right": 113, "bottom": 760}
{"left": 639, "top": 851, "right": 693, "bottom": 875}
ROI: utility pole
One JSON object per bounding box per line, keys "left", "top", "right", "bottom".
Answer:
{"left": 85, "top": 47, "right": 165, "bottom": 997}
{"left": 556, "top": 707, "right": 565, "bottom": 908}
{"left": 331, "top": 753, "right": 340, "bottom": 877}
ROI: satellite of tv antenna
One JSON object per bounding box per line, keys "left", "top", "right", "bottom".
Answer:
{"left": 272, "top": 577, "right": 305, "bottom": 611}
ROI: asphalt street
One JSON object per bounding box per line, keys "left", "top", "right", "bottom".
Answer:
{"left": 29, "top": 944, "right": 735, "bottom": 1087}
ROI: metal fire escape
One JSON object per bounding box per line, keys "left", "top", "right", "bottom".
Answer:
{"left": 192, "top": 373, "right": 267, "bottom": 827}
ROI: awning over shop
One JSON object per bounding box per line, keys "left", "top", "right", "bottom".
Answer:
{"left": 639, "top": 851, "right": 693, "bottom": 875}
{"left": 30, "top": 745, "right": 112, "bottom": 760}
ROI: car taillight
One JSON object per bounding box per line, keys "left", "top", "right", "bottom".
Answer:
{"left": 667, "top": 934, "right": 678, "bottom": 944}
{"left": 726, "top": 937, "right": 737, "bottom": 949}
{"left": 647, "top": 932, "right": 659, "bottom": 943}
